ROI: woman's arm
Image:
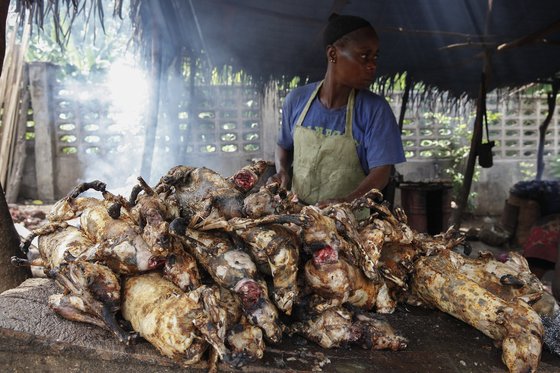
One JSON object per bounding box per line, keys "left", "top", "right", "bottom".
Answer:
{"left": 268, "top": 145, "right": 293, "bottom": 189}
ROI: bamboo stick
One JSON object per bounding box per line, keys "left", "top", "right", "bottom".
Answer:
{"left": 6, "top": 66, "right": 30, "bottom": 202}
{"left": 0, "top": 17, "right": 30, "bottom": 193}
{"left": 0, "top": 23, "right": 18, "bottom": 187}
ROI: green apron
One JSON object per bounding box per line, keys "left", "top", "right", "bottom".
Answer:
{"left": 292, "top": 81, "right": 366, "bottom": 207}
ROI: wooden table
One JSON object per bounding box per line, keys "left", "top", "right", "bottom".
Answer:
{"left": 1, "top": 278, "right": 560, "bottom": 373}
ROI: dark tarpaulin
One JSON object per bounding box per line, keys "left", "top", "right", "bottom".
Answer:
{"left": 171, "top": 0, "right": 560, "bottom": 97}
{"left": 13, "top": 0, "right": 560, "bottom": 96}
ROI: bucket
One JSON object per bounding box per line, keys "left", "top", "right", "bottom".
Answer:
{"left": 399, "top": 182, "right": 453, "bottom": 235}
{"left": 507, "top": 193, "right": 541, "bottom": 247}
{"left": 400, "top": 187, "right": 428, "bottom": 233}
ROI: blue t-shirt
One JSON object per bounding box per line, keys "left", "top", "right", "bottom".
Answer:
{"left": 277, "top": 82, "right": 406, "bottom": 174}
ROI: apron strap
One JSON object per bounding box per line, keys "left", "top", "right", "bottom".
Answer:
{"left": 295, "top": 81, "right": 322, "bottom": 127}
{"left": 295, "top": 81, "right": 355, "bottom": 138}
{"left": 345, "top": 89, "right": 356, "bottom": 138}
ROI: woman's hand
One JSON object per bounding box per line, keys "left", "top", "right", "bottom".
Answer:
{"left": 316, "top": 197, "right": 349, "bottom": 208}
{"left": 267, "top": 170, "right": 290, "bottom": 189}
{"left": 270, "top": 145, "right": 293, "bottom": 189}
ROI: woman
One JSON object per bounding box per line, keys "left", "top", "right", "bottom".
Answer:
{"left": 269, "top": 14, "right": 406, "bottom": 209}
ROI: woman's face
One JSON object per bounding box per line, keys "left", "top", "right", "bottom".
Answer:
{"left": 330, "top": 27, "right": 379, "bottom": 90}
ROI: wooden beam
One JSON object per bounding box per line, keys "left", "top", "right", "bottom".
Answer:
{"left": 386, "top": 74, "right": 413, "bottom": 207}
{"left": 497, "top": 19, "right": 560, "bottom": 51}
{"left": 0, "top": 0, "right": 7, "bottom": 73}
{"left": 261, "top": 81, "right": 280, "bottom": 162}
{"left": 450, "top": 73, "right": 486, "bottom": 228}
{"left": 536, "top": 79, "right": 559, "bottom": 180}
{"left": 28, "top": 62, "right": 56, "bottom": 201}
{"left": 397, "top": 74, "right": 413, "bottom": 133}
{"left": 5, "top": 66, "right": 30, "bottom": 203}
{"left": 140, "top": 7, "right": 163, "bottom": 182}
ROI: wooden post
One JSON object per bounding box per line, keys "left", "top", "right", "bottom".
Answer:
{"left": 450, "top": 74, "right": 486, "bottom": 228}
{"left": 450, "top": 0, "right": 494, "bottom": 228}
{"left": 164, "top": 60, "right": 183, "bottom": 168}
{"left": 28, "top": 62, "right": 56, "bottom": 202}
{"left": 536, "top": 80, "right": 559, "bottom": 181}
{"left": 139, "top": 17, "right": 163, "bottom": 183}
{"left": 397, "top": 74, "right": 413, "bottom": 133}
{"left": 6, "top": 65, "right": 30, "bottom": 203}
{"left": 385, "top": 74, "right": 413, "bottom": 207}
{"left": 262, "top": 81, "right": 280, "bottom": 163}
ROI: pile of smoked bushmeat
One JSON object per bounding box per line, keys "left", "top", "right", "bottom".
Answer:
{"left": 13, "top": 160, "right": 557, "bottom": 373}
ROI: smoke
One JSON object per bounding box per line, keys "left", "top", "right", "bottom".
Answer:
{"left": 75, "top": 58, "right": 150, "bottom": 195}
{"left": 542, "top": 312, "right": 560, "bottom": 357}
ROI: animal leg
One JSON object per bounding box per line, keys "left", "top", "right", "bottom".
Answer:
{"left": 67, "top": 180, "right": 107, "bottom": 199}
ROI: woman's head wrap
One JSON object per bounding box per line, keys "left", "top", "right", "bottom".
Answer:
{"left": 323, "top": 14, "right": 373, "bottom": 48}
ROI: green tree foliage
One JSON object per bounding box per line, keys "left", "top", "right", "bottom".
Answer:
{"left": 422, "top": 109, "right": 501, "bottom": 211}
{"left": 22, "top": 1, "right": 132, "bottom": 76}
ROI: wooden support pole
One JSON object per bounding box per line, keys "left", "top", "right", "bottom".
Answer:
{"left": 139, "top": 16, "right": 163, "bottom": 183}
{"left": 398, "top": 74, "right": 413, "bottom": 133}
{"left": 450, "top": 74, "right": 486, "bottom": 228}
{"left": 6, "top": 66, "right": 30, "bottom": 203}
{"left": 385, "top": 74, "right": 413, "bottom": 207}
{"left": 536, "top": 79, "right": 559, "bottom": 181}
{"left": 262, "top": 81, "right": 280, "bottom": 162}
{"left": 164, "top": 59, "right": 183, "bottom": 168}
{"left": 450, "top": 0, "right": 494, "bottom": 228}
{"left": 28, "top": 62, "right": 56, "bottom": 202}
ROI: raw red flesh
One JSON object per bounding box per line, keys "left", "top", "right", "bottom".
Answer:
{"left": 313, "top": 245, "right": 338, "bottom": 265}
{"left": 233, "top": 171, "right": 256, "bottom": 192}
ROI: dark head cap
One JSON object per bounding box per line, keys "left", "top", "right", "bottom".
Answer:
{"left": 323, "top": 13, "right": 374, "bottom": 48}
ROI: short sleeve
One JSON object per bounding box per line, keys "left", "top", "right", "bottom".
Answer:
{"left": 277, "top": 90, "right": 297, "bottom": 150}
{"left": 362, "top": 97, "right": 406, "bottom": 169}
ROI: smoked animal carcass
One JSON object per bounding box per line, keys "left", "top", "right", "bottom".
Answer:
{"left": 411, "top": 249, "right": 543, "bottom": 373}
{"left": 234, "top": 224, "right": 300, "bottom": 315}
{"left": 242, "top": 182, "right": 303, "bottom": 218}
{"left": 49, "top": 260, "right": 135, "bottom": 344}
{"left": 155, "top": 160, "right": 269, "bottom": 227}
{"left": 122, "top": 272, "right": 233, "bottom": 365}
{"left": 457, "top": 250, "right": 544, "bottom": 304}
{"left": 15, "top": 161, "right": 554, "bottom": 372}
{"left": 290, "top": 306, "right": 407, "bottom": 351}
{"left": 42, "top": 181, "right": 168, "bottom": 274}
{"left": 213, "top": 287, "right": 266, "bottom": 362}
{"left": 304, "top": 244, "right": 396, "bottom": 314}
{"left": 227, "top": 159, "right": 270, "bottom": 193}
{"left": 169, "top": 222, "right": 283, "bottom": 343}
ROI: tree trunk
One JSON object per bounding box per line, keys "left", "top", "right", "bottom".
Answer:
{"left": 0, "top": 183, "right": 29, "bottom": 292}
